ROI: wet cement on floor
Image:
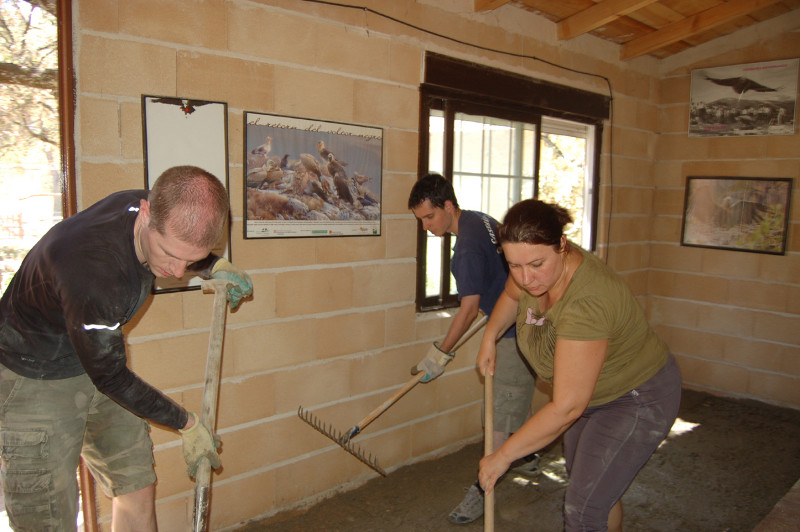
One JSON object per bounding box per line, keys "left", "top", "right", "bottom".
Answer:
{"left": 236, "top": 389, "right": 800, "bottom": 531}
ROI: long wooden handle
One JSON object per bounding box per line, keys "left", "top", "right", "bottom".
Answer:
{"left": 350, "top": 372, "right": 425, "bottom": 437}
{"left": 448, "top": 314, "right": 490, "bottom": 354}
{"left": 200, "top": 280, "right": 230, "bottom": 430}
{"left": 348, "top": 314, "right": 489, "bottom": 439}
{"left": 484, "top": 370, "right": 494, "bottom": 532}
{"left": 193, "top": 279, "right": 230, "bottom": 532}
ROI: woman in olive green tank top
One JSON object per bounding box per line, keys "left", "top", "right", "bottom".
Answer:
{"left": 476, "top": 199, "right": 681, "bottom": 532}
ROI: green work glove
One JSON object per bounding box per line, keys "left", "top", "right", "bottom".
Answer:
{"left": 180, "top": 412, "right": 221, "bottom": 477}
{"left": 210, "top": 257, "right": 253, "bottom": 309}
{"left": 411, "top": 341, "right": 455, "bottom": 383}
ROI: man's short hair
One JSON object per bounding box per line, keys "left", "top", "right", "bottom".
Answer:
{"left": 407, "top": 173, "right": 459, "bottom": 210}
{"left": 148, "top": 166, "right": 229, "bottom": 248}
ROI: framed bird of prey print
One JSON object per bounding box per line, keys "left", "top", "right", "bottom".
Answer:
{"left": 243, "top": 112, "right": 383, "bottom": 239}
{"left": 142, "top": 95, "right": 231, "bottom": 293}
{"left": 680, "top": 176, "right": 792, "bottom": 255}
{"left": 688, "top": 58, "right": 798, "bottom": 138}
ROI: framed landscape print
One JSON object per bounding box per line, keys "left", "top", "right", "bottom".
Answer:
{"left": 681, "top": 176, "right": 792, "bottom": 255}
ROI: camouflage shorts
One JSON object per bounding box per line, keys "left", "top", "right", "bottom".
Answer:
{"left": 0, "top": 363, "right": 155, "bottom": 531}
{"left": 491, "top": 336, "right": 536, "bottom": 434}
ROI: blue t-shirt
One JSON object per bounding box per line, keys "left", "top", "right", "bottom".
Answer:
{"left": 451, "top": 210, "right": 513, "bottom": 338}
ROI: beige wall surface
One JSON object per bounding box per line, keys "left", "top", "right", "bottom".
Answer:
{"left": 651, "top": 23, "right": 800, "bottom": 416}
{"left": 71, "top": 0, "right": 797, "bottom": 529}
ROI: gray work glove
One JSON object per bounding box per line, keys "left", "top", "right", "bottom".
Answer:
{"left": 180, "top": 411, "right": 221, "bottom": 477}
{"left": 411, "top": 341, "right": 455, "bottom": 383}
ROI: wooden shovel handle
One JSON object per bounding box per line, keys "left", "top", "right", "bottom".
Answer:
{"left": 484, "top": 370, "right": 494, "bottom": 532}
{"left": 193, "top": 279, "right": 230, "bottom": 532}
{"left": 199, "top": 279, "right": 230, "bottom": 430}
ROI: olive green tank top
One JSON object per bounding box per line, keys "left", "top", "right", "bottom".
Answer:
{"left": 516, "top": 245, "right": 669, "bottom": 406}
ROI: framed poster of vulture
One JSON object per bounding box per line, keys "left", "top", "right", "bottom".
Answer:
{"left": 688, "top": 58, "right": 798, "bottom": 138}
{"left": 243, "top": 112, "right": 382, "bottom": 239}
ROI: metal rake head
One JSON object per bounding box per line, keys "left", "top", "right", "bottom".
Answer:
{"left": 297, "top": 406, "right": 386, "bottom": 477}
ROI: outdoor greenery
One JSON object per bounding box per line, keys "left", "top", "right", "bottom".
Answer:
{"left": 538, "top": 132, "right": 587, "bottom": 245}
{"left": 0, "top": 0, "right": 59, "bottom": 295}
{"left": 0, "top": 0, "right": 58, "bottom": 157}
{"left": 736, "top": 204, "right": 787, "bottom": 252}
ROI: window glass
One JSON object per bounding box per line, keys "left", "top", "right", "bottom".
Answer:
{"left": 428, "top": 111, "right": 445, "bottom": 174}
{"left": 452, "top": 114, "right": 537, "bottom": 223}
{"left": 0, "top": 1, "right": 61, "bottom": 296}
{"left": 424, "top": 234, "right": 441, "bottom": 298}
{"left": 538, "top": 116, "right": 595, "bottom": 248}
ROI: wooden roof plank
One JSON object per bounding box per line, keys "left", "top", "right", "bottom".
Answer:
{"left": 659, "top": 0, "right": 723, "bottom": 16}
{"left": 557, "top": 0, "right": 661, "bottom": 39}
{"left": 514, "top": 0, "right": 596, "bottom": 20}
{"left": 620, "top": 0, "right": 786, "bottom": 59}
{"left": 474, "top": 0, "right": 513, "bottom": 11}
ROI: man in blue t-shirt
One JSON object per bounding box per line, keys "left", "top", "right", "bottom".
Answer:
{"left": 408, "top": 173, "right": 538, "bottom": 525}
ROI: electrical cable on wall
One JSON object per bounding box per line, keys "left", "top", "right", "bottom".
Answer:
{"left": 301, "top": 0, "right": 616, "bottom": 256}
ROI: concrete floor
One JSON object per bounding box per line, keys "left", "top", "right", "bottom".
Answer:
{"left": 237, "top": 388, "right": 800, "bottom": 532}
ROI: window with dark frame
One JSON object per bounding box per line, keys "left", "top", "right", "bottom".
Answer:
{"left": 415, "top": 53, "right": 609, "bottom": 313}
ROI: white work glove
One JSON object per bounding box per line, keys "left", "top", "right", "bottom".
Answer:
{"left": 210, "top": 258, "right": 253, "bottom": 309}
{"left": 180, "top": 412, "right": 221, "bottom": 477}
{"left": 411, "top": 341, "right": 455, "bottom": 383}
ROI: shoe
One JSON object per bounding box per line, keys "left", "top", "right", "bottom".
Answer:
{"left": 511, "top": 453, "right": 541, "bottom": 477}
{"left": 448, "top": 484, "right": 484, "bottom": 525}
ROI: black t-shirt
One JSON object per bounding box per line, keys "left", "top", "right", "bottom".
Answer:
{"left": 0, "top": 190, "right": 215, "bottom": 430}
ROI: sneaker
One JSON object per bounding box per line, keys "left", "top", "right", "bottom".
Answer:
{"left": 448, "top": 484, "right": 484, "bottom": 525}
{"left": 511, "top": 453, "right": 541, "bottom": 477}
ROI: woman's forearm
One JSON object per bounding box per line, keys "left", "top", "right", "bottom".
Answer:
{"left": 477, "top": 286, "right": 519, "bottom": 374}
{"left": 496, "top": 401, "right": 576, "bottom": 463}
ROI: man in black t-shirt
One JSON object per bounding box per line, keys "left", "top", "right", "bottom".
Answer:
{"left": 0, "top": 166, "right": 252, "bottom": 531}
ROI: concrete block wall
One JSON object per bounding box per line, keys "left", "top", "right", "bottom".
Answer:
{"left": 651, "top": 15, "right": 800, "bottom": 408}
{"left": 70, "top": 0, "right": 797, "bottom": 529}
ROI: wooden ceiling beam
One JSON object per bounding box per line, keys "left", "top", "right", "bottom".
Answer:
{"left": 474, "top": 0, "right": 512, "bottom": 11}
{"left": 557, "top": 0, "right": 660, "bottom": 40}
{"left": 620, "top": 0, "right": 786, "bottom": 60}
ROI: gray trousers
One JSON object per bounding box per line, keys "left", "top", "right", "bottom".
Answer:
{"left": 563, "top": 355, "right": 682, "bottom": 531}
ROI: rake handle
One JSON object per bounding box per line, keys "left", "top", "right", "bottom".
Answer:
{"left": 192, "top": 279, "right": 230, "bottom": 532}
{"left": 347, "top": 372, "right": 425, "bottom": 439}
{"left": 347, "top": 314, "right": 489, "bottom": 439}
